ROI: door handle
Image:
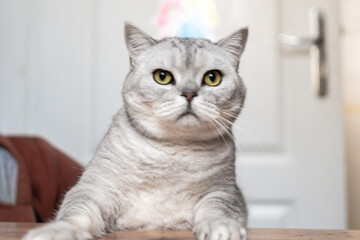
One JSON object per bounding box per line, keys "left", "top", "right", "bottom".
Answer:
{"left": 278, "top": 8, "right": 327, "bottom": 97}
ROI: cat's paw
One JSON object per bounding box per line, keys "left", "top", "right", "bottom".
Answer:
{"left": 22, "top": 221, "right": 92, "bottom": 240}
{"left": 194, "top": 218, "right": 246, "bottom": 240}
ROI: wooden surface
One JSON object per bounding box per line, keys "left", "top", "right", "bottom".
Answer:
{"left": 1, "top": 222, "right": 360, "bottom": 240}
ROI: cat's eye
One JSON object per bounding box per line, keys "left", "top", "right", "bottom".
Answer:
{"left": 203, "top": 70, "right": 222, "bottom": 86}
{"left": 153, "top": 69, "right": 174, "bottom": 85}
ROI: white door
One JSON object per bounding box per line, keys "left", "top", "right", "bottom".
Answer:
{"left": 213, "top": 0, "right": 346, "bottom": 228}
{"left": 0, "top": 0, "right": 346, "bottom": 229}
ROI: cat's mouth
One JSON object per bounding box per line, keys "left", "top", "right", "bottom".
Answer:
{"left": 177, "top": 110, "right": 198, "bottom": 120}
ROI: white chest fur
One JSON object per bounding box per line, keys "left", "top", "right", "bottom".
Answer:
{"left": 116, "top": 185, "right": 195, "bottom": 230}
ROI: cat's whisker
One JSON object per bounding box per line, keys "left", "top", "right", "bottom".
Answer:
{"left": 220, "top": 112, "right": 259, "bottom": 158}
{"left": 238, "top": 107, "right": 264, "bottom": 121}
{"left": 203, "top": 114, "right": 232, "bottom": 145}
{"left": 195, "top": 107, "right": 229, "bottom": 145}
{"left": 204, "top": 119, "right": 222, "bottom": 143}
{"left": 126, "top": 110, "right": 155, "bottom": 122}
{"left": 221, "top": 110, "right": 239, "bottom": 120}
{"left": 222, "top": 110, "right": 260, "bottom": 135}
{"left": 217, "top": 115, "right": 263, "bottom": 151}
{"left": 155, "top": 105, "right": 183, "bottom": 118}
{"left": 200, "top": 102, "right": 220, "bottom": 117}
{"left": 213, "top": 117, "right": 236, "bottom": 144}
{"left": 208, "top": 118, "right": 229, "bottom": 145}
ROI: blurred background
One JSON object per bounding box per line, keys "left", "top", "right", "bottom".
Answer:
{"left": 0, "top": 0, "right": 359, "bottom": 230}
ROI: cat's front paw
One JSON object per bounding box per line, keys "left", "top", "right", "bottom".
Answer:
{"left": 194, "top": 218, "right": 246, "bottom": 240}
{"left": 22, "top": 221, "right": 92, "bottom": 240}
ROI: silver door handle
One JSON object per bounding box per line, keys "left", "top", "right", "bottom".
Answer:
{"left": 278, "top": 8, "right": 327, "bottom": 97}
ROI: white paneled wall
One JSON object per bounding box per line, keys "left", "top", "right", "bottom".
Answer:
{"left": 0, "top": 0, "right": 158, "bottom": 163}
{"left": 0, "top": 0, "right": 29, "bottom": 133}
{"left": 1, "top": 0, "right": 96, "bottom": 162}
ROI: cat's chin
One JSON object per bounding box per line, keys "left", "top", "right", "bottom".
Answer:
{"left": 126, "top": 110, "right": 222, "bottom": 141}
{"left": 158, "top": 120, "right": 222, "bottom": 142}
{"left": 136, "top": 119, "right": 219, "bottom": 142}
{"left": 176, "top": 112, "right": 200, "bottom": 127}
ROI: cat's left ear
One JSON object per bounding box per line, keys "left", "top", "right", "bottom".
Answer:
{"left": 124, "top": 22, "right": 156, "bottom": 60}
{"left": 217, "top": 28, "right": 248, "bottom": 68}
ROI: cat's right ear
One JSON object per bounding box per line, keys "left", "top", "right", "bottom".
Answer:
{"left": 124, "top": 22, "right": 156, "bottom": 60}
{"left": 216, "top": 27, "right": 248, "bottom": 69}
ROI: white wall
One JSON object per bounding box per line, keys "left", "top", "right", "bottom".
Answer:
{"left": 0, "top": 0, "right": 158, "bottom": 163}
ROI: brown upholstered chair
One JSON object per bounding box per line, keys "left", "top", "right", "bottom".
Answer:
{"left": 0, "top": 134, "right": 83, "bottom": 222}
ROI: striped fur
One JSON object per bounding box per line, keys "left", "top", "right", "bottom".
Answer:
{"left": 23, "top": 23, "right": 248, "bottom": 240}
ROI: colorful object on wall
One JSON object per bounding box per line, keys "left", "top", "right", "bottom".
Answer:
{"left": 153, "top": 0, "right": 219, "bottom": 40}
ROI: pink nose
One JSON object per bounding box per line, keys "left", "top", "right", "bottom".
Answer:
{"left": 181, "top": 92, "right": 198, "bottom": 101}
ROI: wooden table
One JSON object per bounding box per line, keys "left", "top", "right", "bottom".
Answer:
{"left": 1, "top": 222, "right": 360, "bottom": 240}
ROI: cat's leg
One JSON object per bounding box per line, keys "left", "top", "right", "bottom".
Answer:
{"left": 23, "top": 172, "right": 119, "bottom": 240}
{"left": 193, "top": 190, "right": 247, "bottom": 240}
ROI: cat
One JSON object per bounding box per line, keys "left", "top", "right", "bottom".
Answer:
{"left": 23, "top": 22, "right": 248, "bottom": 240}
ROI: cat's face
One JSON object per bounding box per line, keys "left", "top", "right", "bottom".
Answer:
{"left": 122, "top": 23, "right": 248, "bottom": 141}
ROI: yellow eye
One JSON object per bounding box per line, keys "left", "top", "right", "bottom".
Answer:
{"left": 203, "top": 70, "right": 222, "bottom": 86}
{"left": 153, "top": 69, "right": 174, "bottom": 85}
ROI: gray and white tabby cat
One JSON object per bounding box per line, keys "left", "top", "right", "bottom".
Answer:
{"left": 23, "top": 23, "right": 248, "bottom": 240}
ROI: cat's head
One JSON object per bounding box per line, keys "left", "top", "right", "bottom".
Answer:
{"left": 122, "top": 23, "right": 248, "bottom": 142}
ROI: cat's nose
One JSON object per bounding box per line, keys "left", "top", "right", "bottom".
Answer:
{"left": 181, "top": 92, "right": 198, "bottom": 102}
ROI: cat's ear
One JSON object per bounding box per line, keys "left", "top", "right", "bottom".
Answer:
{"left": 217, "top": 28, "right": 248, "bottom": 68}
{"left": 124, "top": 22, "right": 156, "bottom": 59}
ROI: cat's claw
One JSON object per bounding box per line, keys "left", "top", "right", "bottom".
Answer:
{"left": 194, "top": 218, "right": 246, "bottom": 240}
{"left": 22, "top": 221, "right": 92, "bottom": 240}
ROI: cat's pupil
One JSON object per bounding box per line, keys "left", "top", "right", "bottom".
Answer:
{"left": 160, "top": 71, "right": 166, "bottom": 80}
{"left": 208, "top": 73, "right": 215, "bottom": 82}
